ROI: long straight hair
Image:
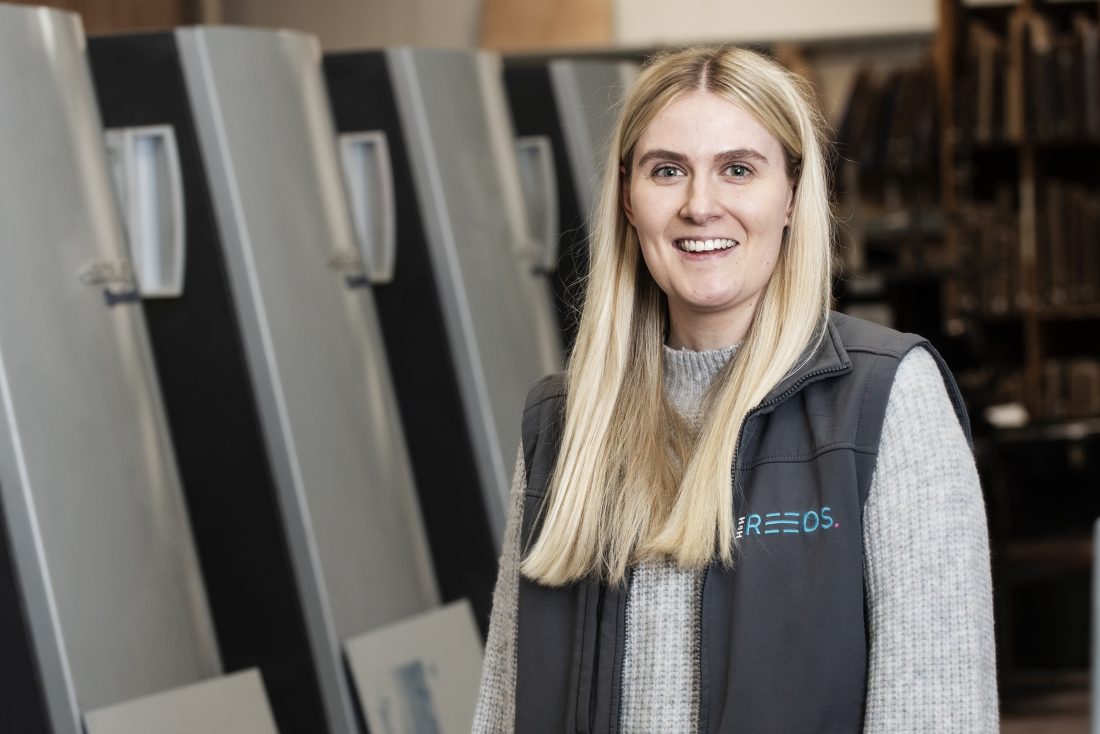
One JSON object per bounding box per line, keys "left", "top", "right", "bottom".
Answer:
{"left": 521, "top": 46, "right": 834, "bottom": 587}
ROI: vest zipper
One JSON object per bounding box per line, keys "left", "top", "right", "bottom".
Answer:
{"left": 756, "top": 363, "right": 852, "bottom": 412}
{"left": 729, "top": 362, "right": 852, "bottom": 484}
{"left": 590, "top": 584, "right": 605, "bottom": 732}
{"left": 696, "top": 362, "right": 849, "bottom": 731}
{"left": 694, "top": 564, "right": 710, "bottom": 732}
{"left": 728, "top": 362, "right": 852, "bottom": 506}
{"left": 611, "top": 569, "right": 632, "bottom": 733}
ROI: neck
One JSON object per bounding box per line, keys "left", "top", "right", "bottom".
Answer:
{"left": 666, "top": 303, "right": 756, "bottom": 351}
{"left": 662, "top": 341, "right": 743, "bottom": 431}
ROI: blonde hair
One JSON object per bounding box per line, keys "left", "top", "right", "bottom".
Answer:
{"left": 521, "top": 46, "right": 834, "bottom": 586}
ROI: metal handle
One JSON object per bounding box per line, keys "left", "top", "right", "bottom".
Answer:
{"left": 338, "top": 130, "right": 396, "bottom": 285}
{"left": 105, "top": 125, "right": 186, "bottom": 298}
{"left": 514, "top": 135, "right": 560, "bottom": 274}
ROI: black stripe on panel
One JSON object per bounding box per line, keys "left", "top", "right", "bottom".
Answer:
{"left": 86, "top": 32, "right": 328, "bottom": 734}
{"left": 0, "top": 481, "right": 51, "bottom": 734}
{"left": 323, "top": 51, "right": 498, "bottom": 635}
{"left": 504, "top": 64, "right": 589, "bottom": 354}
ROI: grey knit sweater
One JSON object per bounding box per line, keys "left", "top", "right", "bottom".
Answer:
{"left": 473, "top": 344, "right": 998, "bottom": 733}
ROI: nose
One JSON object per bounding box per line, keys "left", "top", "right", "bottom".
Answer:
{"left": 679, "top": 175, "right": 722, "bottom": 224}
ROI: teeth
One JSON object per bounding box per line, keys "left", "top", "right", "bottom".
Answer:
{"left": 678, "top": 238, "right": 736, "bottom": 253}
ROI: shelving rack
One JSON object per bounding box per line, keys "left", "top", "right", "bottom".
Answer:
{"left": 936, "top": 0, "right": 1100, "bottom": 419}
{"left": 935, "top": 0, "right": 1100, "bottom": 711}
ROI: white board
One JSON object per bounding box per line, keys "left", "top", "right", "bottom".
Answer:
{"left": 344, "top": 600, "right": 484, "bottom": 734}
{"left": 83, "top": 670, "right": 278, "bottom": 734}
{"left": 615, "top": 0, "right": 935, "bottom": 45}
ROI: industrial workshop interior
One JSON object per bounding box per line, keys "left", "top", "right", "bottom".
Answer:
{"left": 0, "top": 0, "right": 1096, "bottom": 731}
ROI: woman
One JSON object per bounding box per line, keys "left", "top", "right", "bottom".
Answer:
{"left": 475, "top": 46, "right": 996, "bottom": 733}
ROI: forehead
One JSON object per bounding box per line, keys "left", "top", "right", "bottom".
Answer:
{"left": 633, "top": 91, "right": 784, "bottom": 162}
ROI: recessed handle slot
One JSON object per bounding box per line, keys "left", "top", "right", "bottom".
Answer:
{"left": 339, "top": 130, "right": 396, "bottom": 285}
{"left": 105, "top": 125, "right": 185, "bottom": 298}
{"left": 514, "top": 135, "right": 559, "bottom": 273}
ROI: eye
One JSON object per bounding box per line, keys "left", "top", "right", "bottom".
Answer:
{"left": 651, "top": 164, "right": 685, "bottom": 178}
{"left": 724, "top": 163, "right": 752, "bottom": 178}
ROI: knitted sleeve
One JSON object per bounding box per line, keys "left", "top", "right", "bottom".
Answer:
{"left": 472, "top": 446, "right": 525, "bottom": 733}
{"left": 862, "top": 346, "right": 998, "bottom": 732}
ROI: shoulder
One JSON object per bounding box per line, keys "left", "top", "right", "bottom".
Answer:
{"left": 829, "top": 311, "right": 924, "bottom": 359}
{"left": 894, "top": 345, "right": 952, "bottom": 394}
{"left": 523, "top": 372, "right": 566, "bottom": 417}
{"left": 813, "top": 313, "right": 972, "bottom": 450}
{"left": 873, "top": 347, "right": 982, "bottom": 511}
{"left": 521, "top": 376, "right": 567, "bottom": 455}
{"left": 886, "top": 347, "right": 969, "bottom": 439}
{"left": 863, "top": 341, "right": 975, "bottom": 460}
{"left": 828, "top": 312, "right": 969, "bottom": 436}
{"left": 520, "top": 373, "right": 567, "bottom": 480}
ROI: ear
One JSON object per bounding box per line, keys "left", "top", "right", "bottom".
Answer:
{"left": 620, "top": 165, "right": 635, "bottom": 226}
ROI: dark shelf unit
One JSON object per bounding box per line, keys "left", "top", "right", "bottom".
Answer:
{"left": 937, "top": 0, "right": 1100, "bottom": 708}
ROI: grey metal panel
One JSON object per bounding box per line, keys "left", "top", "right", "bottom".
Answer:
{"left": 84, "top": 669, "right": 279, "bottom": 734}
{"left": 0, "top": 7, "right": 219, "bottom": 733}
{"left": 176, "top": 27, "right": 439, "bottom": 734}
{"left": 476, "top": 52, "right": 563, "bottom": 322}
{"left": 548, "top": 59, "right": 637, "bottom": 220}
{"left": 387, "top": 48, "right": 563, "bottom": 543}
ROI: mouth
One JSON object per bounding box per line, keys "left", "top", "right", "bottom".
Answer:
{"left": 675, "top": 238, "right": 738, "bottom": 253}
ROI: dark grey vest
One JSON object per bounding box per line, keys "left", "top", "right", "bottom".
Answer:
{"left": 514, "top": 313, "right": 971, "bottom": 733}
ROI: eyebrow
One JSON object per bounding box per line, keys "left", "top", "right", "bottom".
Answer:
{"left": 635, "top": 147, "right": 770, "bottom": 169}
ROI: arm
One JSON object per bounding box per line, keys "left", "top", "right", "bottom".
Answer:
{"left": 862, "top": 347, "right": 998, "bottom": 732}
{"left": 472, "top": 447, "right": 526, "bottom": 733}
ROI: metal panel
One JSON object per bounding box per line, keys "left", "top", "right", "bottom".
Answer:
{"left": 176, "top": 27, "right": 439, "bottom": 734}
{"left": 548, "top": 59, "right": 636, "bottom": 221}
{"left": 88, "top": 30, "right": 332, "bottom": 734}
{"left": 322, "top": 50, "right": 500, "bottom": 633}
{"left": 0, "top": 7, "right": 219, "bottom": 734}
{"left": 503, "top": 58, "right": 635, "bottom": 352}
{"left": 388, "top": 48, "right": 563, "bottom": 541}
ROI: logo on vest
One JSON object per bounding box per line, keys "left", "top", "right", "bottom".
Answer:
{"left": 735, "top": 507, "right": 835, "bottom": 539}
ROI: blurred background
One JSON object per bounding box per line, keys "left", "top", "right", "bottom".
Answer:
{"left": 1, "top": 0, "right": 1096, "bottom": 732}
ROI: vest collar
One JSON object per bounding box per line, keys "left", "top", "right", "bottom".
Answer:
{"left": 757, "top": 314, "right": 852, "bottom": 409}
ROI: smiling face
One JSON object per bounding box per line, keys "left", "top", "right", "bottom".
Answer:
{"left": 623, "top": 91, "right": 794, "bottom": 349}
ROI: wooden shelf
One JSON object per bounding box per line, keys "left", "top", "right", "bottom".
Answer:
{"left": 987, "top": 416, "right": 1100, "bottom": 441}
{"left": 960, "top": 136, "right": 1100, "bottom": 150}
{"left": 939, "top": 0, "right": 1100, "bottom": 415}
{"left": 995, "top": 537, "right": 1093, "bottom": 568}
{"left": 953, "top": 304, "right": 1100, "bottom": 321}
{"left": 942, "top": 0, "right": 1100, "bottom": 689}
{"left": 1036, "top": 304, "right": 1100, "bottom": 320}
